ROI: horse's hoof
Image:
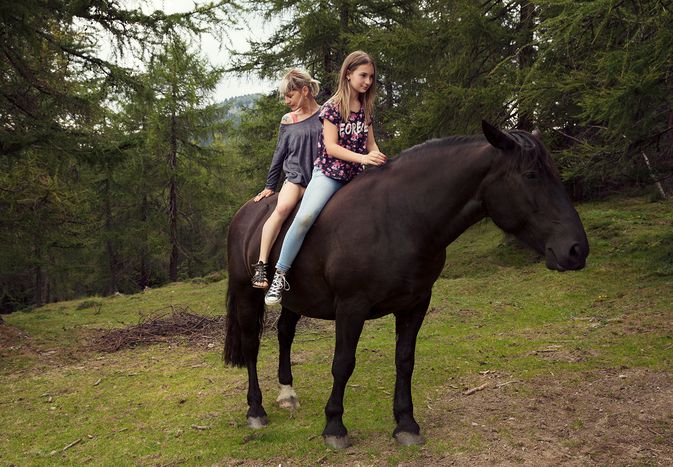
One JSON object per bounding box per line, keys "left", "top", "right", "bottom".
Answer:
{"left": 247, "top": 416, "right": 268, "bottom": 429}
{"left": 276, "top": 385, "right": 299, "bottom": 410}
{"left": 394, "top": 431, "right": 426, "bottom": 446}
{"left": 323, "top": 435, "right": 352, "bottom": 450}
{"left": 277, "top": 396, "right": 300, "bottom": 410}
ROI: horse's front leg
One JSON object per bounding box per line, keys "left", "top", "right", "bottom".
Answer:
{"left": 276, "top": 307, "right": 300, "bottom": 409}
{"left": 322, "top": 305, "right": 367, "bottom": 449}
{"left": 392, "top": 294, "right": 431, "bottom": 445}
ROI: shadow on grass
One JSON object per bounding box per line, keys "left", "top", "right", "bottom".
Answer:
{"left": 441, "top": 222, "right": 542, "bottom": 280}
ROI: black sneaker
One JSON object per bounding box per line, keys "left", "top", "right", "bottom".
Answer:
{"left": 251, "top": 261, "right": 268, "bottom": 289}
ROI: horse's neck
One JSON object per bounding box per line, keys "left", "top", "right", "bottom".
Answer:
{"left": 390, "top": 143, "right": 493, "bottom": 252}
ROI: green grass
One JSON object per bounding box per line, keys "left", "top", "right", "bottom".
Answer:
{"left": 1, "top": 196, "right": 672, "bottom": 465}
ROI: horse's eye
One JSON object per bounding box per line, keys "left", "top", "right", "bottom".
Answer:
{"left": 524, "top": 171, "right": 538, "bottom": 180}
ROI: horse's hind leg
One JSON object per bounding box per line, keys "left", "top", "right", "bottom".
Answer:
{"left": 236, "top": 290, "right": 268, "bottom": 429}
{"left": 392, "top": 294, "right": 431, "bottom": 446}
{"left": 276, "top": 307, "right": 300, "bottom": 410}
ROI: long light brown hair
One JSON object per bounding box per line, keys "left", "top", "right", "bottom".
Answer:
{"left": 330, "top": 51, "right": 376, "bottom": 124}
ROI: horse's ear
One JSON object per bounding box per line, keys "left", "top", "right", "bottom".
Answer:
{"left": 482, "top": 120, "right": 517, "bottom": 151}
{"left": 532, "top": 127, "right": 542, "bottom": 139}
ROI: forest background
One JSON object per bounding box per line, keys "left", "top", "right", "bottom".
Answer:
{"left": 1, "top": 0, "right": 672, "bottom": 312}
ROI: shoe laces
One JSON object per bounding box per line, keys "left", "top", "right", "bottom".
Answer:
{"left": 269, "top": 272, "right": 290, "bottom": 295}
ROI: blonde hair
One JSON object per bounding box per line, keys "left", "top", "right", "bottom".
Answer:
{"left": 330, "top": 51, "right": 376, "bottom": 124}
{"left": 278, "top": 69, "right": 320, "bottom": 97}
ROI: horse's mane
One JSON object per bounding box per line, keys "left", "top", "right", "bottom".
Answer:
{"left": 396, "top": 135, "right": 486, "bottom": 160}
{"left": 378, "top": 131, "right": 560, "bottom": 181}
{"left": 508, "top": 130, "right": 561, "bottom": 180}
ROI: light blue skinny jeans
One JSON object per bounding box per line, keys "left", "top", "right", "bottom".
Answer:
{"left": 276, "top": 167, "right": 345, "bottom": 272}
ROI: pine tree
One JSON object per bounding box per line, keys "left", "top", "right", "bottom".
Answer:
{"left": 0, "top": 1, "right": 237, "bottom": 309}
{"left": 520, "top": 0, "right": 673, "bottom": 197}
{"left": 144, "top": 37, "right": 225, "bottom": 282}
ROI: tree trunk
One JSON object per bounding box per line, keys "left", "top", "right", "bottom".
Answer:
{"left": 103, "top": 172, "right": 119, "bottom": 294}
{"left": 665, "top": 107, "right": 673, "bottom": 194}
{"left": 168, "top": 87, "right": 179, "bottom": 282}
{"left": 384, "top": 78, "right": 394, "bottom": 112}
{"left": 517, "top": 1, "right": 535, "bottom": 131}
{"left": 139, "top": 191, "right": 149, "bottom": 289}
{"left": 34, "top": 265, "right": 45, "bottom": 307}
{"left": 33, "top": 229, "right": 45, "bottom": 307}
{"left": 322, "top": 45, "right": 335, "bottom": 98}
{"left": 338, "top": 0, "right": 349, "bottom": 67}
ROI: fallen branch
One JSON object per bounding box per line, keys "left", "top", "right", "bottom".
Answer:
{"left": 63, "top": 438, "right": 82, "bottom": 452}
{"left": 463, "top": 383, "right": 489, "bottom": 395}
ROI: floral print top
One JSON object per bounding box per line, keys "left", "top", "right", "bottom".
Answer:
{"left": 315, "top": 100, "right": 371, "bottom": 182}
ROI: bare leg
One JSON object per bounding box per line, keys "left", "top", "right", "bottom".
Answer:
{"left": 276, "top": 307, "right": 301, "bottom": 409}
{"left": 259, "top": 182, "right": 305, "bottom": 264}
{"left": 392, "top": 294, "right": 431, "bottom": 445}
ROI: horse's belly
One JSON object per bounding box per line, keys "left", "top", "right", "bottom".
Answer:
{"left": 282, "top": 293, "right": 336, "bottom": 320}
{"left": 372, "top": 292, "right": 432, "bottom": 315}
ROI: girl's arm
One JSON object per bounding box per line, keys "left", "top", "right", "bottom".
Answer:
{"left": 323, "top": 120, "right": 387, "bottom": 166}
{"left": 254, "top": 123, "right": 288, "bottom": 202}
{"left": 366, "top": 123, "right": 382, "bottom": 155}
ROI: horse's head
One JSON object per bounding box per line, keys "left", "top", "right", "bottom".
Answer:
{"left": 479, "top": 120, "right": 589, "bottom": 271}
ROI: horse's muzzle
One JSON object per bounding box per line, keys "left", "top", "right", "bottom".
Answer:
{"left": 545, "top": 241, "right": 588, "bottom": 271}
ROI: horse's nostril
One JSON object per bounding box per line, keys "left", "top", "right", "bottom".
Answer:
{"left": 569, "top": 243, "right": 581, "bottom": 258}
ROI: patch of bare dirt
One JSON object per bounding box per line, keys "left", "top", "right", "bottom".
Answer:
{"left": 531, "top": 345, "right": 599, "bottom": 363}
{"left": 1, "top": 321, "right": 84, "bottom": 372}
{"left": 211, "top": 368, "right": 672, "bottom": 466}
{"left": 0, "top": 320, "right": 29, "bottom": 350}
{"left": 0, "top": 321, "right": 45, "bottom": 365}
{"left": 424, "top": 368, "right": 673, "bottom": 465}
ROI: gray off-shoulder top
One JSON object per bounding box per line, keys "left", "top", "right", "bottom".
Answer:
{"left": 265, "top": 111, "right": 322, "bottom": 190}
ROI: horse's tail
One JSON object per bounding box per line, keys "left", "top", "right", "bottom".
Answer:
{"left": 223, "top": 280, "right": 266, "bottom": 367}
{"left": 223, "top": 285, "right": 245, "bottom": 367}
{"left": 223, "top": 202, "right": 267, "bottom": 367}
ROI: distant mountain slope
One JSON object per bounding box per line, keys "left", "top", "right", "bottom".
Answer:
{"left": 218, "top": 93, "right": 262, "bottom": 126}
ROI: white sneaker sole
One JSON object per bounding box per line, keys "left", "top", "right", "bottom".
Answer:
{"left": 264, "top": 295, "right": 282, "bottom": 306}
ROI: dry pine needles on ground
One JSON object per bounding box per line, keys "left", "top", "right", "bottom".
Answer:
{"left": 88, "top": 306, "right": 323, "bottom": 353}
{"left": 89, "top": 306, "right": 225, "bottom": 353}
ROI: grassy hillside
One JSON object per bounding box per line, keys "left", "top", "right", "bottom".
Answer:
{"left": 1, "top": 197, "right": 671, "bottom": 465}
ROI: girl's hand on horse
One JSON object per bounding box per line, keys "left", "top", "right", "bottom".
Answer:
{"left": 362, "top": 150, "right": 387, "bottom": 167}
{"left": 254, "top": 188, "right": 274, "bottom": 202}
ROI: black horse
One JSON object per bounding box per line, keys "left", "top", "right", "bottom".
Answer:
{"left": 224, "top": 121, "right": 589, "bottom": 449}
